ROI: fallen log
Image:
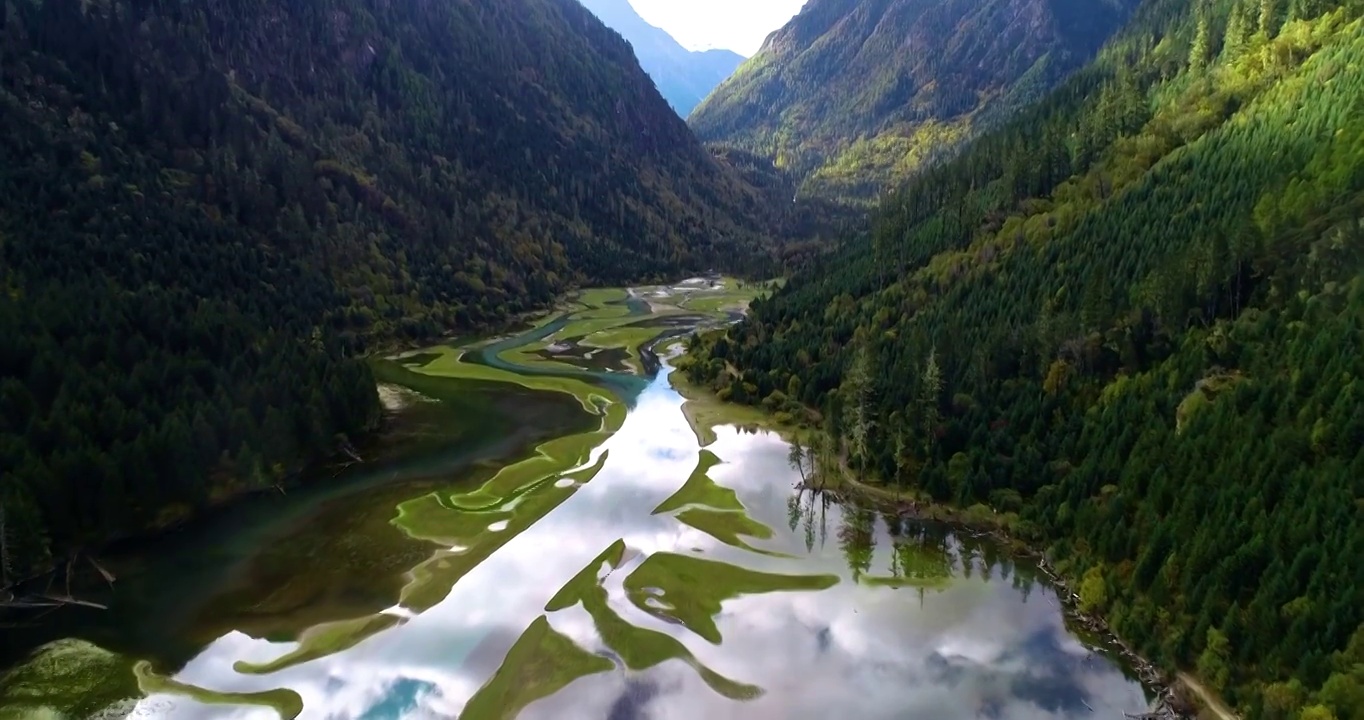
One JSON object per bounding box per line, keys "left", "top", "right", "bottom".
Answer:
{"left": 0, "top": 600, "right": 64, "bottom": 610}
{"left": 88, "top": 556, "right": 116, "bottom": 586}
{"left": 35, "top": 594, "right": 108, "bottom": 610}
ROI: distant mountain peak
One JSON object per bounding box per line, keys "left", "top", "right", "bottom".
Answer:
{"left": 576, "top": 0, "right": 744, "bottom": 117}
{"left": 690, "top": 0, "right": 1139, "bottom": 201}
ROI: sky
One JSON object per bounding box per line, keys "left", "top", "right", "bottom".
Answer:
{"left": 628, "top": 0, "right": 808, "bottom": 56}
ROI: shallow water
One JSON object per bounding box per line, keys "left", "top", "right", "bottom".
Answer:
{"left": 0, "top": 375, "right": 588, "bottom": 673}
{"left": 118, "top": 363, "right": 1149, "bottom": 720}
{"left": 467, "top": 305, "right": 651, "bottom": 399}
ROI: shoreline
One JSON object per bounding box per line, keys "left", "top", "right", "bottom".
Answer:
{"left": 667, "top": 368, "right": 1216, "bottom": 720}
{"left": 4, "top": 289, "right": 607, "bottom": 602}
{"left": 825, "top": 473, "right": 1192, "bottom": 718}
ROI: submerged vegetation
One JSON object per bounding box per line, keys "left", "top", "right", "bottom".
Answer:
{"left": 652, "top": 451, "right": 739, "bottom": 513}
{"left": 0, "top": 640, "right": 138, "bottom": 720}
{"left": 135, "top": 663, "right": 305, "bottom": 720}
{"left": 458, "top": 615, "right": 615, "bottom": 720}
{"left": 622, "top": 552, "right": 839, "bottom": 645}
{"left": 653, "top": 450, "right": 787, "bottom": 556}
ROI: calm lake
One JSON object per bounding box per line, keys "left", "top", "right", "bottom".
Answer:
{"left": 1, "top": 291, "right": 1151, "bottom": 720}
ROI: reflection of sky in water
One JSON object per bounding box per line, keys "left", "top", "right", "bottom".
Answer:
{"left": 134, "top": 370, "right": 1147, "bottom": 719}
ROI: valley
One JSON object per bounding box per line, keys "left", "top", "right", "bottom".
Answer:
{"left": 3, "top": 0, "right": 1363, "bottom": 718}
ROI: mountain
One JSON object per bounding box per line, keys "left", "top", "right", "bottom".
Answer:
{"left": 0, "top": 0, "right": 776, "bottom": 580}
{"left": 686, "top": 0, "right": 1364, "bottom": 715}
{"left": 689, "top": 0, "right": 1140, "bottom": 202}
{"left": 577, "top": 0, "right": 745, "bottom": 117}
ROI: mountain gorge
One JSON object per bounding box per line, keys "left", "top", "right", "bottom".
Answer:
{"left": 577, "top": 0, "right": 745, "bottom": 117}
{"left": 690, "top": 0, "right": 1140, "bottom": 202}
{"left": 0, "top": 0, "right": 778, "bottom": 579}
{"left": 4, "top": 0, "right": 1364, "bottom": 715}
{"left": 688, "top": 0, "right": 1364, "bottom": 716}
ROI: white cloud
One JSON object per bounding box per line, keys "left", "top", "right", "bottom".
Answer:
{"left": 628, "top": 0, "right": 808, "bottom": 56}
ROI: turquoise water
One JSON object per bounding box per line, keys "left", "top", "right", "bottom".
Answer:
{"left": 466, "top": 309, "right": 651, "bottom": 401}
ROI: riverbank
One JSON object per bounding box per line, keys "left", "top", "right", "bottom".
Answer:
{"left": 0, "top": 283, "right": 688, "bottom": 607}
{"left": 667, "top": 365, "right": 1232, "bottom": 720}
{"left": 826, "top": 467, "right": 1199, "bottom": 718}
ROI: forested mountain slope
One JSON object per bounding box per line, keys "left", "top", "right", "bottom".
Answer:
{"left": 688, "top": 0, "right": 1364, "bottom": 716}
{"left": 0, "top": 0, "right": 776, "bottom": 582}
{"left": 689, "top": 0, "right": 1139, "bottom": 203}
{"left": 577, "top": 0, "right": 744, "bottom": 117}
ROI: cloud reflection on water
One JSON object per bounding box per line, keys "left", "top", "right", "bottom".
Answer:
{"left": 134, "top": 370, "right": 1146, "bottom": 719}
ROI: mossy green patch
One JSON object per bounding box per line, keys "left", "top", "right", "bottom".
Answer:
{"left": 233, "top": 613, "right": 405, "bottom": 675}
{"left": 135, "top": 661, "right": 304, "bottom": 719}
{"left": 544, "top": 543, "right": 762, "bottom": 701}
{"left": 493, "top": 344, "right": 587, "bottom": 374}
{"left": 447, "top": 426, "right": 613, "bottom": 510}
{"left": 668, "top": 373, "right": 803, "bottom": 447}
{"left": 573, "top": 323, "right": 663, "bottom": 350}
{"left": 459, "top": 615, "right": 614, "bottom": 720}
{"left": 652, "top": 450, "right": 742, "bottom": 513}
{"left": 572, "top": 287, "right": 629, "bottom": 307}
{"left": 674, "top": 507, "right": 786, "bottom": 557}
{"left": 188, "top": 476, "right": 447, "bottom": 648}
{"left": 622, "top": 553, "right": 839, "bottom": 644}
{"left": 859, "top": 574, "right": 952, "bottom": 589}
{"left": 576, "top": 324, "right": 668, "bottom": 373}
{"left": 394, "top": 351, "right": 441, "bottom": 368}
{"left": 858, "top": 536, "right": 954, "bottom": 590}
{"left": 545, "top": 538, "right": 628, "bottom": 612}
{"left": 670, "top": 277, "right": 781, "bottom": 315}
{"left": 397, "top": 451, "right": 610, "bottom": 610}
{"left": 391, "top": 494, "right": 513, "bottom": 546}
{"left": 1175, "top": 370, "right": 1245, "bottom": 434}
{"left": 552, "top": 317, "right": 628, "bottom": 342}
{"left": 0, "top": 639, "right": 138, "bottom": 720}
{"left": 569, "top": 303, "right": 633, "bottom": 321}
{"left": 582, "top": 580, "right": 762, "bottom": 700}
{"left": 533, "top": 344, "right": 631, "bottom": 373}
{"left": 417, "top": 346, "right": 618, "bottom": 416}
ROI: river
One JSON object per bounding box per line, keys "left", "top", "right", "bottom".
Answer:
{"left": 0, "top": 283, "right": 1151, "bottom": 719}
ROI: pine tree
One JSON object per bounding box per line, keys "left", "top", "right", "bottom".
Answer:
{"left": 1191, "top": 4, "right": 1213, "bottom": 70}
{"left": 1261, "top": 0, "right": 1281, "bottom": 37}
{"left": 1225, "top": 1, "right": 1251, "bottom": 59}
{"left": 843, "top": 342, "right": 876, "bottom": 475}
{"left": 919, "top": 348, "right": 943, "bottom": 458}
{"left": 787, "top": 440, "right": 808, "bottom": 483}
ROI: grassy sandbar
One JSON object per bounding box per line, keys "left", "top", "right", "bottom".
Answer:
{"left": 543, "top": 541, "right": 762, "bottom": 700}
{"left": 459, "top": 616, "right": 614, "bottom": 720}
{"left": 622, "top": 553, "right": 839, "bottom": 644}
{"left": 136, "top": 661, "right": 305, "bottom": 719}
{"left": 233, "top": 613, "right": 405, "bottom": 675}
{"left": 675, "top": 507, "right": 785, "bottom": 557}
{"left": 652, "top": 450, "right": 742, "bottom": 513}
